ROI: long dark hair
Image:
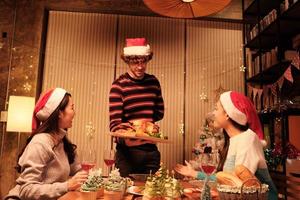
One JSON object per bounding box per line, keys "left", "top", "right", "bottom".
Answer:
{"left": 16, "top": 93, "right": 77, "bottom": 173}
{"left": 217, "top": 118, "right": 248, "bottom": 171}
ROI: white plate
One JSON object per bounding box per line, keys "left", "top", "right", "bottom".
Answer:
{"left": 127, "top": 186, "right": 144, "bottom": 196}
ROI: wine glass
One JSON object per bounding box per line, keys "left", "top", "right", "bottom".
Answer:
{"left": 198, "top": 152, "right": 219, "bottom": 191}
{"left": 199, "top": 152, "right": 218, "bottom": 176}
{"left": 79, "top": 149, "right": 96, "bottom": 172}
{"left": 103, "top": 149, "right": 115, "bottom": 176}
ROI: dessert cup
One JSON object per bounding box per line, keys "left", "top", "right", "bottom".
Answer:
{"left": 104, "top": 189, "right": 123, "bottom": 200}
{"left": 79, "top": 190, "right": 97, "bottom": 200}
{"left": 96, "top": 187, "right": 104, "bottom": 198}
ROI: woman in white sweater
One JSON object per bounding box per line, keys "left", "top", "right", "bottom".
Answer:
{"left": 175, "top": 91, "right": 277, "bottom": 200}
{"left": 5, "top": 88, "right": 88, "bottom": 200}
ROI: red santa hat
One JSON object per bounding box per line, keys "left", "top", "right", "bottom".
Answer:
{"left": 123, "top": 38, "right": 151, "bottom": 56}
{"left": 32, "top": 88, "right": 67, "bottom": 132}
{"left": 219, "top": 91, "right": 267, "bottom": 146}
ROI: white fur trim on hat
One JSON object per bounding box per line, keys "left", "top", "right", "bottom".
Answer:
{"left": 123, "top": 44, "right": 151, "bottom": 56}
{"left": 220, "top": 91, "right": 247, "bottom": 125}
{"left": 36, "top": 88, "right": 66, "bottom": 121}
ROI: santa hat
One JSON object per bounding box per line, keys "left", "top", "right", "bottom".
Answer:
{"left": 32, "top": 88, "right": 67, "bottom": 132}
{"left": 123, "top": 38, "right": 151, "bottom": 56}
{"left": 219, "top": 91, "right": 267, "bottom": 146}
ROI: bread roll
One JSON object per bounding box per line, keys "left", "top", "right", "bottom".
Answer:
{"left": 216, "top": 171, "right": 243, "bottom": 187}
{"left": 234, "top": 165, "right": 260, "bottom": 187}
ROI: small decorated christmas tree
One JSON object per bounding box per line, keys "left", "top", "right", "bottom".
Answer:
{"left": 190, "top": 113, "right": 224, "bottom": 170}
{"left": 81, "top": 168, "right": 103, "bottom": 192}
{"left": 143, "top": 164, "right": 182, "bottom": 200}
{"left": 103, "top": 168, "right": 126, "bottom": 200}
{"left": 103, "top": 168, "right": 125, "bottom": 192}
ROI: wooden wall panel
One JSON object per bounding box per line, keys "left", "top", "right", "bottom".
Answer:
{"left": 43, "top": 11, "right": 117, "bottom": 174}
{"left": 185, "top": 20, "right": 243, "bottom": 162}
{"left": 42, "top": 11, "right": 242, "bottom": 173}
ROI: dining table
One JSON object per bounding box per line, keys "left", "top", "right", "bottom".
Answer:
{"left": 58, "top": 191, "right": 134, "bottom": 200}
{"left": 58, "top": 180, "right": 219, "bottom": 200}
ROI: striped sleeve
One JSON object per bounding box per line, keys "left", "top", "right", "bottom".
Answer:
{"left": 153, "top": 78, "right": 164, "bottom": 122}
{"left": 109, "top": 82, "right": 124, "bottom": 132}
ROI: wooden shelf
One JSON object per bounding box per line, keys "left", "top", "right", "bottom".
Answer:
{"left": 245, "top": 19, "right": 300, "bottom": 50}
{"left": 281, "top": 1, "right": 300, "bottom": 19}
{"left": 243, "top": 0, "right": 300, "bottom": 180}
{"left": 244, "top": 0, "right": 281, "bottom": 16}
{"left": 245, "top": 1, "right": 300, "bottom": 50}
{"left": 245, "top": 34, "right": 278, "bottom": 50}
{"left": 246, "top": 61, "right": 291, "bottom": 84}
{"left": 263, "top": 20, "right": 300, "bottom": 37}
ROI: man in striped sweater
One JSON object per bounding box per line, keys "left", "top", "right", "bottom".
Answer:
{"left": 109, "top": 38, "right": 164, "bottom": 177}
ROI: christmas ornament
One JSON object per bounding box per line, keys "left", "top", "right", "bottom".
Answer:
{"left": 200, "top": 92, "right": 208, "bottom": 101}
{"left": 86, "top": 122, "right": 96, "bottom": 141}
{"left": 239, "top": 64, "right": 246, "bottom": 72}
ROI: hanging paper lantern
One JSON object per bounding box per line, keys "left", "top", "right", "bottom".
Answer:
{"left": 143, "top": 0, "right": 232, "bottom": 18}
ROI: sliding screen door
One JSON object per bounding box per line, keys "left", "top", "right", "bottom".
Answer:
{"left": 42, "top": 11, "right": 242, "bottom": 172}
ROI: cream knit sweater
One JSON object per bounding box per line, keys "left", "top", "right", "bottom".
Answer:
{"left": 5, "top": 129, "right": 81, "bottom": 200}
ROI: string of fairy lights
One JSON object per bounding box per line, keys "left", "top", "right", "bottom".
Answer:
{"left": 3, "top": 26, "right": 244, "bottom": 138}
{"left": 6, "top": 38, "right": 244, "bottom": 95}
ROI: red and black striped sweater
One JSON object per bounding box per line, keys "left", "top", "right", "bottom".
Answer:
{"left": 109, "top": 72, "right": 164, "bottom": 132}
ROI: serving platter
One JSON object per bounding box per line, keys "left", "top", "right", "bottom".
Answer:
{"left": 110, "top": 132, "right": 171, "bottom": 143}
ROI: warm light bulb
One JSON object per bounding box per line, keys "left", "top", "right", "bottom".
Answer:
{"left": 182, "top": 0, "right": 194, "bottom": 2}
{"left": 7, "top": 96, "right": 35, "bottom": 132}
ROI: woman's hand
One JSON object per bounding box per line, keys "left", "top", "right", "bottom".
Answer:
{"left": 174, "top": 160, "right": 198, "bottom": 178}
{"left": 67, "top": 170, "right": 88, "bottom": 191}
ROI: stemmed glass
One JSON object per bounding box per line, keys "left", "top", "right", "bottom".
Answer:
{"left": 80, "top": 149, "right": 96, "bottom": 172}
{"left": 199, "top": 152, "right": 218, "bottom": 177}
{"left": 103, "top": 149, "right": 115, "bottom": 176}
{"left": 198, "top": 152, "right": 219, "bottom": 197}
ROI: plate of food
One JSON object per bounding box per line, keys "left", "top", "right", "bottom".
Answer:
{"left": 127, "top": 186, "right": 144, "bottom": 196}
{"left": 110, "top": 120, "right": 171, "bottom": 143}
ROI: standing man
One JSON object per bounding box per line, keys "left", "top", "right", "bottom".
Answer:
{"left": 109, "top": 38, "right": 164, "bottom": 177}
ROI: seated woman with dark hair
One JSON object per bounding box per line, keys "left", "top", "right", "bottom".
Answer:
{"left": 5, "top": 88, "right": 88, "bottom": 200}
{"left": 175, "top": 91, "right": 278, "bottom": 200}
